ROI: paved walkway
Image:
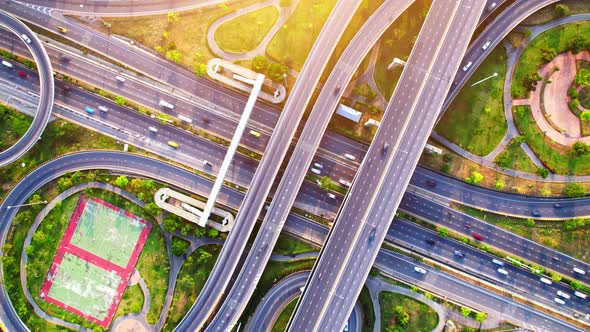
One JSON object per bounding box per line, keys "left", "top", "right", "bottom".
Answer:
{"left": 434, "top": 14, "right": 590, "bottom": 182}
{"left": 269, "top": 251, "right": 318, "bottom": 261}
{"left": 207, "top": 0, "right": 300, "bottom": 77}
{"left": 365, "top": 277, "right": 446, "bottom": 332}
{"left": 348, "top": 42, "right": 389, "bottom": 110}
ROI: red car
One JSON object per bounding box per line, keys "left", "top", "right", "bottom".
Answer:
{"left": 473, "top": 233, "right": 484, "bottom": 241}
{"left": 17, "top": 71, "right": 26, "bottom": 78}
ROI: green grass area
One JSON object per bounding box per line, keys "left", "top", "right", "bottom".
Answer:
{"left": 214, "top": 6, "right": 279, "bottom": 53}
{"left": 164, "top": 245, "right": 221, "bottom": 331}
{"left": 47, "top": 253, "right": 121, "bottom": 319}
{"left": 379, "top": 291, "right": 438, "bottom": 332}
{"left": 494, "top": 139, "right": 538, "bottom": 173}
{"left": 238, "top": 259, "right": 315, "bottom": 327}
{"left": 272, "top": 234, "right": 317, "bottom": 256}
{"left": 580, "top": 86, "right": 590, "bottom": 109}
{"left": 0, "top": 103, "right": 32, "bottom": 152}
{"left": 436, "top": 45, "right": 508, "bottom": 156}
{"left": 460, "top": 205, "right": 590, "bottom": 262}
{"left": 19, "top": 189, "right": 166, "bottom": 331}
{"left": 115, "top": 284, "right": 144, "bottom": 317}
{"left": 266, "top": 0, "right": 338, "bottom": 71}
{"left": 320, "top": 0, "right": 385, "bottom": 82}
{"left": 359, "top": 285, "right": 375, "bottom": 332}
{"left": 512, "top": 22, "right": 590, "bottom": 98}
{"left": 374, "top": 0, "right": 432, "bottom": 100}
{"left": 522, "top": 1, "right": 590, "bottom": 26}
{"left": 71, "top": 198, "right": 147, "bottom": 267}
{"left": 271, "top": 298, "right": 297, "bottom": 332}
{"left": 513, "top": 105, "right": 590, "bottom": 174}
{"left": 102, "top": 0, "right": 262, "bottom": 68}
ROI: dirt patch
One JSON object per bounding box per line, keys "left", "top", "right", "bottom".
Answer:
{"left": 115, "top": 318, "right": 147, "bottom": 332}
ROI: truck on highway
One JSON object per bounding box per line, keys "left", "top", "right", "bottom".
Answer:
{"left": 573, "top": 267, "right": 586, "bottom": 275}
{"left": 85, "top": 107, "right": 95, "bottom": 114}
{"left": 557, "top": 291, "right": 571, "bottom": 300}
{"left": 168, "top": 141, "right": 179, "bottom": 148}
{"left": 574, "top": 291, "right": 588, "bottom": 299}
{"left": 178, "top": 114, "right": 193, "bottom": 124}
{"left": 159, "top": 100, "right": 174, "bottom": 109}
{"left": 338, "top": 179, "right": 352, "bottom": 187}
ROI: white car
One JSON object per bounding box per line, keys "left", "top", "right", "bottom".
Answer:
{"left": 573, "top": 267, "right": 586, "bottom": 275}
{"left": 98, "top": 105, "right": 109, "bottom": 112}
{"left": 344, "top": 153, "right": 356, "bottom": 161}
{"left": 492, "top": 259, "right": 504, "bottom": 266}
{"left": 554, "top": 297, "right": 565, "bottom": 305}
{"left": 574, "top": 291, "right": 588, "bottom": 299}
{"left": 497, "top": 268, "right": 508, "bottom": 276}
{"left": 338, "top": 179, "right": 352, "bottom": 187}
{"left": 327, "top": 193, "right": 336, "bottom": 200}
{"left": 313, "top": 162, "right": 323, "bottom": 169}
{"left": 482, "top": 41, "right": 491, "bottom": 50}
{"left": 414, "top": 266, "right": 427, "bottom": 274}
{"left": 159, "top": 99, "right": 174, "bottom": 109}
{"left": 310, "top": 168, "right": 321, "bottom": 175}
{"left": 557, "top": 291, "right": 571, "bottom": 300}
{"left": 462, "top": 61, "right": 473, "bottom": 72}
{"left": 116, "top": 75, "right": 126, "bottom": 82}
{"left": 21, "top": 34, "right": 32, "bottom": 44}
{"left": 148, "top": 126, "right": 158, "bottom": 133}
{"left": 540, "top": 277, "right": 552, "bottom": 285}
{"left": 203, "top": 160, "right": 212, "bottom": 167}
{"left": 1, "top": 60, "right": 13, "bottom": 68}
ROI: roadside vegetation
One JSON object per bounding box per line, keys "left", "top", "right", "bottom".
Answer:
{"left": 460, "top": 206, "right": 590, "bottom": 262}
{"left": 436, "top": 46, "right": 508, "bottom": 156}
{"left": 359, "top": 285, "right": 376, "bottom": 332}
{"left": 513, "top": 105, "right": 590, "bottom": 175}
{"left": 494, "top": 137, "right": 538, "bottom": 173}
{"left": 271, "top": 298, "right": 297, "bottom": 332}
{"left": 374, "top": 0, "right": 432, "bottom": 100}
{"left": 272, "top": 234, "right": 317, "bottom": 256}
{"left": 379, "top": 291, "right": 438, "bottom": 332}
{"left": 512, "top": 22, "right": 590, "bottom": 98}
{"left": 522, "top": 1, "right": 590, "bottom": 26}
{"left": 0, "top": 103, "right": 32, "bottom": 152}
{"left": 214, "top": 6, "right": 279, "bottom": 53}
{"left": 163, "top": 245, "right": 221, "bottom": 331}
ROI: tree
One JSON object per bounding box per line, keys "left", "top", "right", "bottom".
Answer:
{"left": 536, "top": 167, "right": 549, "bottom": 179}
{"left": 167, "top": 11, "right": 179, "bottom": 23}
{"left": 461, "top": 306, "right": 472, "bottom": 317}
{"left": 494, "top": 179, "right": 505, "bottom": 189}
{"left": 572, "top": 141, "right": 590, "bottom": 156}
{"left": 145, "top": 202, "right": 162, "bottom": 217}
{"left": 197, "top": 248, "right": 212, "bottom": 264}
{"left": 540, "top": 48, "right": 557, "bottom": 62}
{"left": 551, "top": 273, "right": 562, "bottom": 283}
{"left": 581, "top": 111, "right": 590, "bottom": 121}
{"left": 178, "top": 274, "right": 194, "bottom": 288}
{"left": 115, "top": 175, "right": 129, "bottom": 188}
{"left": 525, "top": 218, "right": 535, "bottom": 227}
{"left": 569, "top": 34, "right": 588, "bottom": 54}
{"left": 163, "top": 215, "right": 181, "bottom": 233}
{"left": 522, "top": 72, "right": 542, "bottom": 92}
{"left": 475, "top": 312, "right": 488, "bottom": 323}
{"left": 397, "top": 310, "right": 409, "bottom": 326}
{"left": 571, "top": 280, "right": 582, "bottom": 290}
{"left": 568, "top": 87, "right": 579, "bottom": 99}
{"left": 252, "top": 55, "right": 269, "bottom": 72}
{"left": 115, "top": 96, "right": 126, "bottom": 106}
{"left": 319, "top": 176, "right": 332, "bottom": 192}
{"left": 166, "top": 49, "right": 182, "bottom": 63}
{"left": 438, "top": 227, "right": 449, "bottom": 237}
{"left": 193, "top": 62, "right": 207, "bottom": 77}
{"left": 575, "top": 69, "right": 590, "bottom": 86}
{"left": 555, "top": 4, "right": 570, "bottom": 17}
{"left": 207, "top": 228, "right": 219, "bottom": 238}
{"left": 129, "top": 178, "right": 143, "bottom": 193}
{"left": 194, "top": 227, "right": 206, "bottom": 238}
{"left": 465, "top": 170, "right": 484, "bottom": 185}
{"left": 268, "top": 62, "right": 288, "bottom": 83}
{"left": 171, "top": 237, "right": 189, "bottom": 256}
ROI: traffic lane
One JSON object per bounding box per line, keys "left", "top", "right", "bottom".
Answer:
{"left": 374, "top": 250, "right": 583, "bottom": 332}
{"left": 317, "top": 1, "right": 485, "bottom": 328}
{"left": 411, "top": 167, "right": 589, "bottom": 219}
{"left": 389, "top": 219, "right": 590, "bottom": 313}
{"left": 289, "top": 0, "right": 463, "bottom": 328}
{"left": 400, "top": 193, "right": 590, "bottom": 285}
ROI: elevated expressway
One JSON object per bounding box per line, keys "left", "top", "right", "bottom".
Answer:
{"left": 288, "top": 0, "right": 486, "bottom": 330}
{"left": 204, "top": 0, "right": 415, "bottom": 330}
{"left": 175, "top": 1, "right": 365, "bottom": 330}
{"left": 0, "top": 151, "right": 583, "bottom": 332}
{"left": 0, "top": 11, "right": 53, "bottom": 167}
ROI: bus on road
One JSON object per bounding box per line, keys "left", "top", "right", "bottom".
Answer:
{"left": 168, "top": 141, "right": 179, "bottom": 148}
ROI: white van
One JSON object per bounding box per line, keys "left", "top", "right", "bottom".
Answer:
{"left": 554, "top": 297, "right": 565, "bottom": 305}
{"left": 148, "top": 126, "right": 158, "bottom": 133}
{"left": 492, "top": 259, "right": 504, "bottom": 266}
{"left": 310, "top": 168, "right": 321, "bottom": 175}
{"left": 573, "top": 267, "right": 586, "bottom": 275}
{"left": 178, "top": 114, "right": 192, "bottom": 123}
{"left": 159, "top": 100, "right": 174, "bottom": 109}
{"left": 497, "top": 268, "right": 508, "bottom": 275}
{"left": 98, "top": 105, "right": 108, "bottom": 112}
{"left": 540, "top": 277, "right": 553, "bottom": 285}
{"left": 574, "top": 291, "right": 588, "bottom": 299}
{"left": 115, "top": 75, "right": 126, "bottom": 82}
{"left": 327, "top": 193, "right": 336, "bottom": 200}
{"left": 21, "top": 34, "right": 32, "bottom": 44}
{"left": 557, "top": 291, "right": 571, "bottom": 300}
{"left": 344, "top": 153, "right": 356, "bottom": 161}
{"left": 339, "top": 179, "right": 352, "bottom": 187}
{"left": 1, "top": 60, "right": 13, "bottom": 68}
{"left": 414, "top": 266, "right": 427, "bottom": 274}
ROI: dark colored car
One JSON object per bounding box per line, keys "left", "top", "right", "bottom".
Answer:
{"left": 17, "top": 71, "right": 26, "bottom": 77}
{"left": 426, "top": 179, "right": 437, "bottom": 187}
{"left": 425, "top": 239, "right": 436, "bottom": 246}
{"left": 368, "top": 227, "right": 376, "bottom": 245}
{"left": 473, "top": 233, "right": 484, "bottom": 241}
